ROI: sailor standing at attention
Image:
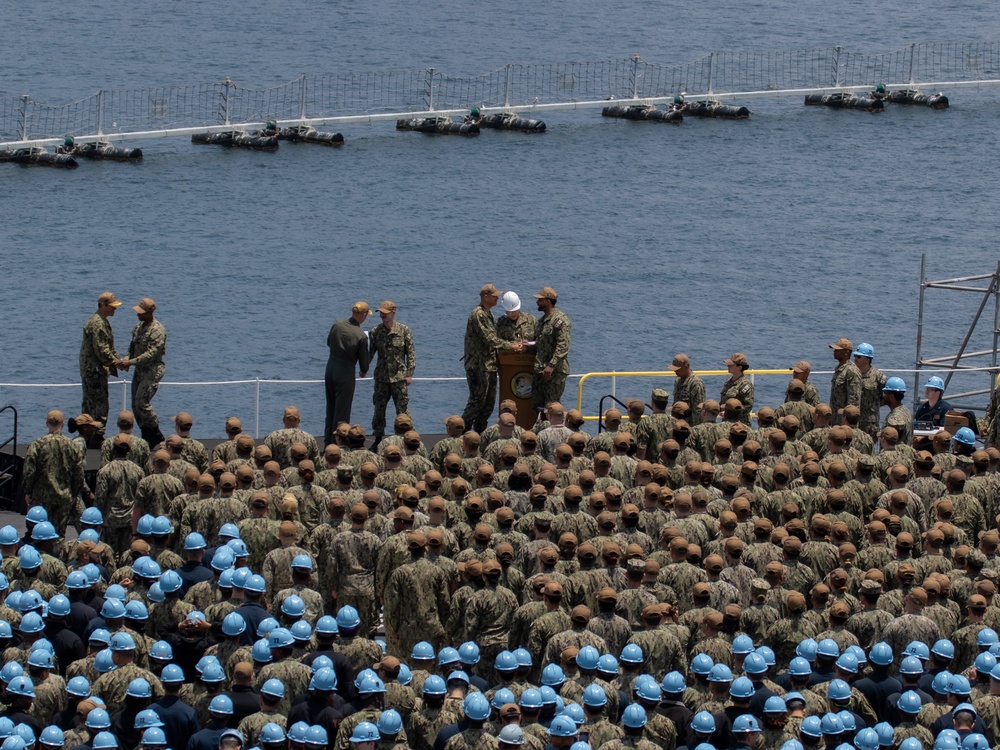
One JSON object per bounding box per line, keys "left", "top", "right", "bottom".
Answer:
{"left": 80, "top": 291, "right": 124, "bottom": 436}
{"left": 325, "top": 302, "right": 372, "bottom": 445}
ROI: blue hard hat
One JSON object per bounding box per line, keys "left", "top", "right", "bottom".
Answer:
{"left": 208, "top": 695, "right": 233, "bottom": 715}
{"left": 691, "top": 710, "right": 716, "bottom": 734}
{"left": 262, "top": 678, "right": 285, "bottom": 698}
{"left": 136, "top": 515, "right": 155, "bottom": 536}
{"left": 291, "top": 554, "right": 313, "bottom": 570}
{"left": 267, "top": 628, "right": 294, "bottom": 649}
{"left": 837, "top": 710, "right": 856, "bottom": 732}
{"left": 708, "top": 664, "right": 733, "bottom": 682}
{"left": 244, "top": 574, "right": 266, "bottom": 594}
{"left": 899, "top": 656, "right": 924, "bottom": 675}
{"left": 924, "top": 376, "right": 945, "bottom": 391}
{"left": 222, "top": 612, "right": 247, "bottom": 637}
{"left": 562, "top": 703, "right": 585, "bottom": 726}
{"left": 897, "top": 690, "right": 923, "bottom": 713}
{"left": 932, "top": 670, "right": 954, "bottom": 694}
{"left": 336, "top": 605, "right": 360, "bottom": 629}
{"left": 158, "top": 570, "right": 182, "bottom": 594}
{"left": 513, "top": 648, "right": 532, "bottom": 667}
{"left": 519, "top": 688, "right": 543, "bottom": 709}
{"left": 870, "top": 642, "right": 893, "bottom": 666}
{"left": 226, "top": 539, "right": 249, "bottom": 558}
{"left": 310, "top": 655, "right": 333, "bottom": 674}
{"left": 0, "top": 527, "right": 18, "bottom": 547}
{"left": 160, "top": 664, "right": 184, "bottom": 683}
{"left": 541, "top": 663, "right": 565, "bottom": 686}
{"left": 17, "top": 547, "right": 41, "bottom": 570}
{"left": 733, "top": 714, "right": 760, "bottom": 733}
{"left": 231, "top": 568, "right": 252, "bottom": 589}
{"left": 661, "top": 671, "right": 686, "bottom": 694}
{"left": 936, "top": 735, "right": 961, "bottom": 750}
{"left": 32, "top": 638, "right": 54, "bottom": 654}
{"left": 288, "top": 723, "right": 310, "bottom": 744}
{"left": 290, "top": 621, "right": 312, "bottom": 641}
{"left": 800, "top": 716, "right": 823, "bottom": 738}
{"left": 218, "top": 523, "right": 240, "bottom": 540}
{"left": 835, "top": 652, "right": 859, "bottom": 674}
{"left": 258, "top": 723, "right": 285, "bottom": 743}
{"left": 26, "top": 649, "right": 54, "bottom": 669}
{"left": 81, "top": 563, "right": 101, "bottom": 585}
{"left": 134, "top": 709, "right": 163, "bottom": 728}
{"left": 620, "top": 643, "right": 644, "bottom": 664}
{"left": 781, "top": 742, "right": 805, "bottom": 750}
{"left": 756, "top": 646, "right": 777, "bottom": 666}
{"left": 992, "top": 663, "right": 1000, "bottom": 681}
{"left": 126, "top": 678, "right": 152, "bottom": 698}
{"left": 690, "top": 653, "right": 713, "bottom": 675}
{"left": 348, "top": 722, "right": 378, "bottom": 743}
{"left": 67, "top": 675, "right": 90, "bottom": 696}
{"left": 141, "top": 728, "right": 166, "bottom": 745}
{"left": 412, "top": 641, "right": 435, "bottom": 660}
{"left": 110, "top": 631, "right": 136, "bottom": 651}
{"left": 89, "top": 628, "right": 111, "bottom": 645}
{"left": 151, "top": 516, "right": 172, "bottom": 535}
{"left": 975, "top": 652, "right": 997, "bottom": 675}
{"left": 904, "top": 640, "right": 930, "bottom": 660}
{"left": 125, "top": 600, "right": 148, "bottom": 621}
{"left": 492, "top": 687, "right": 516, "bottom": 709}
{"left": 86, "top": 708, "right": 111, "bottom": 729}
{"left": 820, "top": 713, "right": 844, "bottom": 735}
{"left": 281, "top": 594, "right": 306, "bottom": 617}
{"left": 852, "top": 343, "right": 875, "bottom": 359}
{"left": 92, "top": 732, "right": 117, "bottom": 750}
{"left": 422, "top": 675, "right": 446, "bottom": 695}
{"left": 147, "top": 582, "right": 164, "bottom": 603}
{"left": 149, "top": 641, "right": 172, "bottom": 661}
{"left": 796, "top": 638, "right": 818, "bottom": 662}
{"left": 105, "top": 584, "right": 127, "bottom": 601}
{"left": 80, "top": 507, "right": 104, "bottom": 526}
{"left": 576, "top": 645, "right": 600, "bottom": 670}
{"left": 788, "top": 657, "right": 812, "bottom": 677}
{"left": 732, "top": 633, "right": 754, "bottom": 654}
{"left": 464, "top": 693, "right": 490, "bottom": 721}
{"left": 18, "top": 591, "right": 43, "bottom": 614}
{"left": 314, "top": 615, "right": 337, "bottom": 636}
{"left": 256, "top": 617, "right": 279, "bottom": 637}
{"left": 949, "top": 674, "right": 973, "bottom": 696}
{"left": 30, "top": 522, "right": 59, "bottom": 541}
{"left": 304, "top": 725, "right": 328, "bottom": 746}
{"left": 764, "top": 696, "right": 787, "bottom": 714}
{"left": 635, "top": 675, "right": 662, "bottom": 702}
{"left": 955, "top": 427, "right": 977, "bottom": 446}
{"left": 932, "top": 639, "right": 956, "bottom": 659}
{"left": 743, "top": 652, "right": 767, "bottom": 675}
{"left": 201, "top": 662, "right": 225, "bottom": 683}
{"left": 963, "top": 735, "right": 990, "bottom": 750}
{"left": 596, "top": 654, "right": 618, "bottom": 675}
{"left": 252, "top": 638, "right": 272, "bottom": 664}
{"left": 458, "top": 641, "right": 480, "bottom": 665}
{"left": 885, "top": 376, "right": 906, "bottom": 393}
{"left": 94, "top": 649, "right": 116, "bottom": 674}
{"left": 184, "top": 533, "right": 206, "bottom": 551}
{"left": 817, "top": 638, "right": 840, "bottom": 658}
{"left": 955, "top": 702, "right": 978, "bottom": 718}
{"left": 0, "top": 622, "right": 10, "bottom": 639}
{"left": 977, "top": 628, "right": 998, "bottom": 646}
{"left": 622, "top": 703, "right": 647, "bottom": 729}
{"left": 357, "top": 674, "right": 385, "bottom": 694}
{"left": 18, "top": 613, "right": 43, "bottom": 634}
{"left": 438, "top": 646, "right": 461, "bottom": 666}
{"left": 25, "top": 507, "right": 48, "bottom": 524}
{"left": 65, "top": 570, "right": 89, "bottom": 590}
{"left": 730, "top": 676, "right": 755, "bottom": 699}
{"left": 354, "top": 668, "right": 376, "bottom": 687}
{"left": 547, "top": 715, "right": 577, "bottom": 737}
{"left": 498, "top": 726, "right": 525, "bottom": 746}
{"left": 39, "top": 727, "right": 64, "bottom": 748}
{"left": 855, "top": 727, "right": 880, "bottom": 750}
{"left": 210, "top": 547, "right": 235, "bottom": 572}
{"left": 310, "top": 667, "right": 337, "bottom": 692}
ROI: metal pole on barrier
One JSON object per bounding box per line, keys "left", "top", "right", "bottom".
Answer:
{"left": 97, "top": 90, "right": 105, "bottom": 136}
{"left": 504, "top": 65, "right": 511, "bottom": 108}
{"left": 300, "top": 76, "right": 308, "bottom": 120}
{"left": 908, "top": 43, "right": 916, "bottom": 85}
{"left": 427, "top": 69, "right": 435, "bottom": 111}
{"left": 612, "top": 372, "right": 616, "bottom": 401}
{"left": 223, "top": 79, "right": 232, "bottom": 125}
{"left": 18, "top": 96, "right": 29, "bottom": 141}
{"left": 121, "top": 379, "right": 127, "bottom": 413}
{"left": 255, "top": 378, "right": 260, "bottom": 438}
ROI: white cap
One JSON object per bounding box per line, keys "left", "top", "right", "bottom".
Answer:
{"left": 500, "top": 291, "right": 521, "bottom": 312}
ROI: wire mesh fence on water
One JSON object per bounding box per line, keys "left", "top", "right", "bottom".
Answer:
{"left": 3, "top": 41, "right": 1000, "bottom": 142}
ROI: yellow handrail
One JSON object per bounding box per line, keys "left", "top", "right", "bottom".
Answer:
{"left": 575, "top": 368, "right": 797, "bottom": 417}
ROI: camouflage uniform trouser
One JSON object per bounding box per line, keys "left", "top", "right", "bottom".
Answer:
{"left": 81, "top": 366, "right": 110, "bottom": 427}
{"left": 532, "top": 372, "right": 567, "bottom": 411}
{"left": 33, "top": 496, "right": 74, "bottom": 537}
{"left": 131, "top": 366, "right": 164, "bottom": 435}
{"left": 462, "top": 368, "right": 498, "bottom": 433}
{"left": 371, "top": 379, "right": 409, "bottom": 436}
{"left": 859, "top": 419, "right": 880, "bottom": 440}
{"left": 105, "top": 524, "right": 134, "bottom": 554}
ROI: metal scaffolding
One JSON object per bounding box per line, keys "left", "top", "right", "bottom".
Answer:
{"left": 913, "top": 254, "right": 1000, "bottom": 411}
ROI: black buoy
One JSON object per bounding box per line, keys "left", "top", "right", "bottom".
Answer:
{"left": 477, "top": 113, "right": 546, "bottom": 132}
{"left": 192, "top": 131, "right": 279, "bottom": 150}
{"left": 601, "top": 105, "right": 682, "bottom": 123}
{"left": 679, "top": 101, "right": 750, "bottom": 119}
{"left": 396, "top": 117, "right": 479, "bottom": 136}
{"left": 804, "top": 93, "right": 883, "bottom": 111}
{"left": 881, "top": 89, "right": 949, "bottom": 109}
{"left": 0, "top": 147, "right": 78, "bottom": 169}
{"left": 258, "top": 123, "right": 345, "bottom": 146}
{"left": 73, "top": 143, "right": 143, "bottom": 161}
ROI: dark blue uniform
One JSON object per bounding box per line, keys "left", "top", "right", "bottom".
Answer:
{"left": 151, "top": 694, "right": 201, "bottom": 750}
{"left": 186, "top": 723, "right": 228, "bottom": 750}
{"left": 178, "top": 560, "right": 213, "bottom": 596}
{"left": 233, "top": 601, "right": 269, "bottom": 645}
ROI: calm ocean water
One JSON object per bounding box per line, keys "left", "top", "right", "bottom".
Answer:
{"left": 3, "top": 1, "right": 1000, "bottom": 440}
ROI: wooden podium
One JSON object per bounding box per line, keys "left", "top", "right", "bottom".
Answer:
{"left": 499, "top": 351, "right": 538, "bottom": 429}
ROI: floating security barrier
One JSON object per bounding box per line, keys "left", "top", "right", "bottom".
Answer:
{"left": 395, "top": 116, "right": 480, "bottom": 136}
{"left": 0, "top": 147, "right": 78, "bottom": 168}
{"left": 871, "top": 86, "right": 949, "bottom": 108}
{"left": 67, "top": 142, "right": 143, "bottom": 161}
{"left": 601, "top": 104, "right": 683, "bottom": 123}
{"left": 470, "top": 111, "right": 546, "bottom": 132}
{"left": 258, "top": 122, "right": 345, "bottom": 146}
{"left": 191, "top": 131, "right": 280, "bottom": 150}
{"left": 804, "top": 92, "right": 884, "bottom": 111}
{"left": 678, "top": 100, "right": 750, "bottom": 119}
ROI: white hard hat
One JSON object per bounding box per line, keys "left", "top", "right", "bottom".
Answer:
{"left": 500, "top": 291, "right": 521, "bottom": 312}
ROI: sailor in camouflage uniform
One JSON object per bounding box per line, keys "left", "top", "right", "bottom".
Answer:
{"left": 368, "top": 301, "right": 416, "bottom": 444}
{"left": 120, "top": 298, "right": 167, "bottom": 447}
{"left": 264, "top": 406, "right": 320, "bottom": 469}
{"left": 828, "top": 338, "right": 862, "bottom": 425}
{"left": 22, "top": 410, "right": 88, "bottom": 536}
{"left": 851, "top": 343, "right": 888, "bottom": 438}
{"left": 96, "top": 434, "right": 145, "bottom": 551}
{"left": 528, "top": 287, "right": 571, "bottom": 414}
{"left": 462, "top": 284, "right": 516, "bottom": 433}
{"left": 720, "top": 353, "right": 754, "bottom": 424}
{"left": 331, "top": 504, "right": 382, "bottom": 635}
{"left": 79, "top": 291, "right": 124, "bottom": 430}
{"left": 384, "top": 532, "right": 451, "bottom": 657}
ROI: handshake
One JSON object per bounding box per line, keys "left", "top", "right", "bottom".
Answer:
{"left": 511, "top": 340, "right": 535, "bottom": 354}
{"left": 115, "top": 358, "right": 131, "bottom": 372}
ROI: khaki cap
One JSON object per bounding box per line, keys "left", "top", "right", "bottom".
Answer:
{"left": 597, "top": 587, "right": 618, "bottom": 603}
{"left": 970, "top": 594, "right": 989, "bottom": 610}
{"left": 219, "top": 472, "right": 237, "bottom": 489}
{"left": 570, "top": 605, "right": 591, "bottom": 624}
{"left": 98, "top": 291, "right": 122, "bottom": 307}
{"left": 45, "top": 410, "right": 64, "bottom": 423}
{"left": 907, "top": 587, "right": 928, "bottom": 606}
{"left": 829, "top": 601, "right": 850, "bottom": 619}
{"left": 278, "top": 520, "right": 299, "bottom": 536}
{"left": 787, "top": 590, "right": 807, "bottom": 612}
{"left": 279, "top": 496, "right": 298, "bottom": 514}
{"left": 425, "top": 529, "right": 444, "bottom": 548}
{"left": 172, "top": 412, "right": 194, "bottom": 428}
{"left": 724, "top": 352, "right": 749, "bottom": 367}
{"left": 542, "top": 581, "right": 564, "bottom": 598}
{"left": 130, "top": 539, "right": 150, "bottom": 555}
{"left": 112, "top": 433, "right": 132, "bottom": 448}
{"left": 480, "top": 283, "right": 501, "bottom": 297}
{"left": 829, "top": 338, "right": 854, "bottom": 351}
{"left": 500, "top": 704, "right": 521, "bottom": 719}
{"left": 132, "top": 298, "right": 156, "bottom": 313}
{"left": 792, "top": 360, "right": 811, "bottom": 373}
{"left": 702, "top": 611, "right": 723, "bottom": 629}
{"left": 692, "top": 582, "right": 712, "bottom": 598}
{"left": 667, "top": 354, "right": 690, "bottom": 371}
{"left": 377, "top": 300, "right": 397, "bottom": 313}
{"left": 352, "top": 301, "right": 372, "bottom": 316}
{"left": 533, "top": 286, "right": 558, "bottom": 300}
{"left": 74, "top": 413, "right": 102, "bottom": 428}
{"left": 407, "top": 531, "right": 427, "bottom": 550}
